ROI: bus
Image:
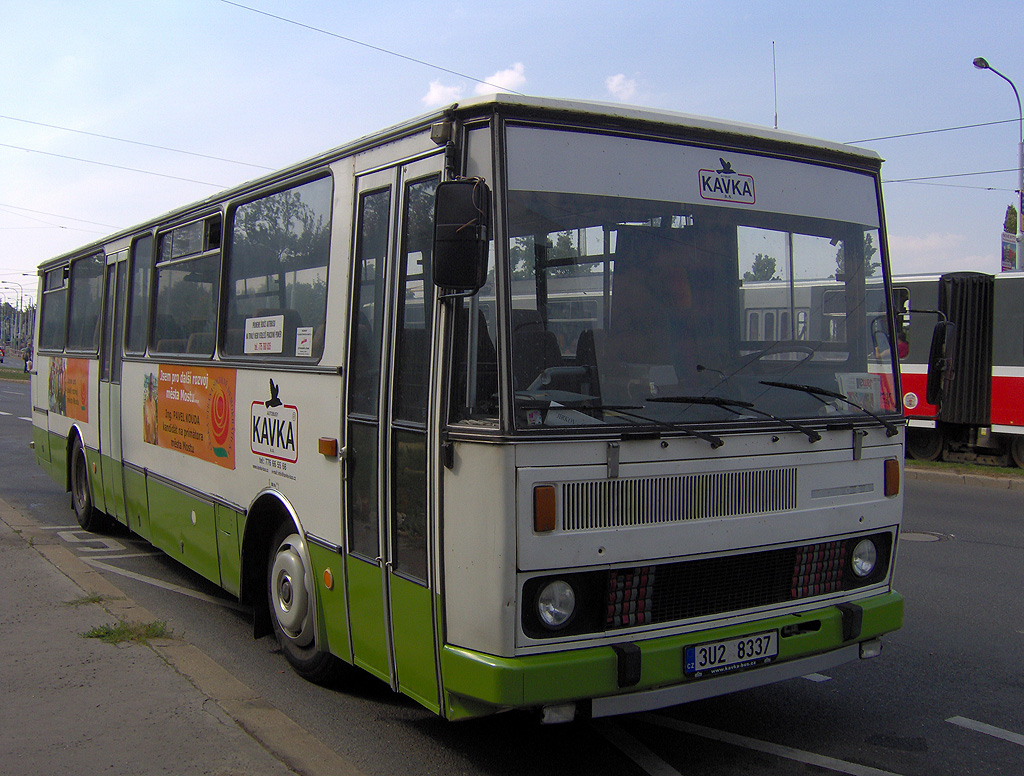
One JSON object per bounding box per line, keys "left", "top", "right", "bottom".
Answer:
{"left": 896, "top": 270, "right": 1024, "bottom": 467}
{"left": 32, "top": 95, "right": 911, "bottom": 723}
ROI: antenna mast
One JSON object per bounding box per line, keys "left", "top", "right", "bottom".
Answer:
{"left": 773, "top": 41, "right": 779, "bottom": 129}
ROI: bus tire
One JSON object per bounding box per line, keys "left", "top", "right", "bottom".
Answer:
{"left": 70, "top": 437, "right": 108, "bottom": 532}
{"left": 906, "top": 428, "right": 942, "bottom": 462}
{"left": 266, "top": 522, "right": 340, "bottom": 683}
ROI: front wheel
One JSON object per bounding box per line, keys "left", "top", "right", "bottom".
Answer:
{"left": 70, "top": 437, "right": 109, "bottom": 532}
{"left": 267, "top": 523, "right": 340, "bottom": 683}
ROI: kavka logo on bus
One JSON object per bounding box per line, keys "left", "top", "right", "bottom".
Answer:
{"left": 251, "top": 380, "right": 298, "bottom": 463}
{"left": 699, "top": 158, "right": 756, "bottom": 205}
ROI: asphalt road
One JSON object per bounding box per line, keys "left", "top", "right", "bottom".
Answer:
{"left": 1, "top": 376, "right": 1021, "bottom": 776}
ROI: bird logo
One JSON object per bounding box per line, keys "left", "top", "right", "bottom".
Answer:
{"left": 265, "top": 379, "right": 283, "bottom": 408}
{"left": 716, "top": 158, "right": 736, "bottom": 175}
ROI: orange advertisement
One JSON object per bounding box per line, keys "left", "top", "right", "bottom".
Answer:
{"left": 144, "top": 365, "right": 236, "bottom": 469}
{"left": 48, "top": 357, "right": 89, "bottom": 421}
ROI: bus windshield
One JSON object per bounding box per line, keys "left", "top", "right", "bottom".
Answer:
{"left": 503, "top": 125, "right": 897, "bottom": 432}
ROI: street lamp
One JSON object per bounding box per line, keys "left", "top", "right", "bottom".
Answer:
{"left": 974, "top": 56, "right": 1024, "bottom": 271}
{"left": 1, "top": 281, "right": 25, "bottom": 344}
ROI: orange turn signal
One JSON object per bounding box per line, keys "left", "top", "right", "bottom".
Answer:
{"left": 884, "top": 458, "right": 900, "bottom": 497}
{"left": 534, "top": 485, "right": 557, "bottom": 533}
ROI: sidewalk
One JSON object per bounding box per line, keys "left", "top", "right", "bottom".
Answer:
{"left": 0, "top": 498, "right": 360, "bottom": 776}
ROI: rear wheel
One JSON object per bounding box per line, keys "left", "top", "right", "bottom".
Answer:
{"left": 267, "top": 522, "right": 340, "bottom": 683}
{"left": 906, "top": 428, "right": 943, "bottom": 462}
{"left": 1010, "top": 436, "right": 1024, "bottom": 469}
{"left": 70, "top": 437, "right": 108, "bottom": 532}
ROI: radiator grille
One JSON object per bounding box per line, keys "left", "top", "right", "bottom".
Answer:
{"left": 628, "top": 539, "right": 850, "bottom": 627}
{"left": 562, "top": 467, "right": 797, "bottom": 531}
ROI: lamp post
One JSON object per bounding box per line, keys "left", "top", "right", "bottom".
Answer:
{"left": 1, "top": 281, "right": 25, "bottom": 344}
{"left": 974, "top": 57, "right": 1024, "bottom": 271}
{"left": 0, "top": 291, "right": 10, "bottom": 348}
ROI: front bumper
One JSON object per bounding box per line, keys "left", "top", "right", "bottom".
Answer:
{"left": 440, "top": 590, "right": 903, "bottom": 720}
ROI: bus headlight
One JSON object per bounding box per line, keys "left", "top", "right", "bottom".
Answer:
{"left": 537, "top": 580, "right": 576, "bottom": 628}
{"left": 851, "top": 539, "right": 878, "bottom": 578}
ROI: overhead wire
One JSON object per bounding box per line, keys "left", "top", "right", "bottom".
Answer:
{"left": 216, "top": 0, "right": 527, "bottom": 96}
{"left": 0, "top": 142, "right": 228, "bottom": 188}
{"left": 849, "top": 117, "right": 1020, "bottom": 144}
{"left": 0, "top": 115, "right": 274, "bottom": 170}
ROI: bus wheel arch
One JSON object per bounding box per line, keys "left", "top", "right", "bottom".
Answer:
{"left": 68, "top": 432, "right": 108, "bottom": 532}
{"left": 240, "top": 493, "right": 340, "bottom": 682}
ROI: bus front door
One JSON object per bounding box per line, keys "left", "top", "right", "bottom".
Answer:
{"left": 345, "top": 158, "right": 443, "bottom": 714}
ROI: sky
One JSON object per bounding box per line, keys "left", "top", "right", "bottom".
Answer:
{"left": 2, "top": 0, "right": 1022, "bottom": 307}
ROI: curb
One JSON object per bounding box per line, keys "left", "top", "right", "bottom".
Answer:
{"left": 904, "top": 466, "right": 1024, "bottom": 490}
{"left": 0, "top": 497, "right": 364, "bottom": 776}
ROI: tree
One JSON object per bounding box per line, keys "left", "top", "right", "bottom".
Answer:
{"left": 1004, "top": 204, "right": 1018, "bottom": 234}
{"left": 833, "top": 232, "right": 880, "bottom": 279}
{"left": 744, "top": 253, "right": 780, "bottom": 281}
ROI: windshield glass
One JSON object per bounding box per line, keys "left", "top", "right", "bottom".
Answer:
{"left": 503, "top": 125, "right": 897, "bottom": 432}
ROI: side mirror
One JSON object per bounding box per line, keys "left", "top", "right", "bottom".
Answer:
{"left": 433, "top": 179, "right": 491, "bottom": 293}
{"left": 925, "top": 320, "right": 956, "bottom": 407}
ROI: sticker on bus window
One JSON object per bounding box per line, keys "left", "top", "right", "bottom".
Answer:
{"left": 837, "top": 372, "right": 892, "bottom": 412}
{"left": 295, "top": 326, "right": 313, "bottom": 358}
{"left": 244, "top": 315, "right": 285, "bottom": 354}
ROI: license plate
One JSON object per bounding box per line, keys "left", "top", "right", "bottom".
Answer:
{"left": 685, "top": 630, "right": 778, "bottom": 677}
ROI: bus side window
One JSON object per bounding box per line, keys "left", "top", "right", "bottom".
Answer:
{"left": 66, "top": 252, "right": 105, "bottom": 353}
{"left": 223, "top": 176, "right": 332, "bottom": 360}
{"left": 38, "top": 266, "right": 69, "bottom": 352}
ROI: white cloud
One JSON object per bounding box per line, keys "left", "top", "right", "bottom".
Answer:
{"left": 605, "top": 73, "right": 636, "bottom": 102}
{"left": 422, "top": 80, "right": 465, "bottom": 108}
{"left": 887, "top": 232, "right": 998, "bottom": 275}
{"left": 474, "top": 63, "right": 526, "bottom": 96}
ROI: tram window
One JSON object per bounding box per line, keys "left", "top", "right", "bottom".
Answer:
{"left": 223, "top": 177, "right": 332, "bottom": 359}
{"left": 796, "top": 310, "right": 808, "bottom": 339}
{"left": 779, "top": 311, "right": 791, "bottom": 340}
{"left": 66, "top": 252, "right": 105, "bottom": 352}
{"left": 748, "top": 311, "right": 760, "bottom": 340}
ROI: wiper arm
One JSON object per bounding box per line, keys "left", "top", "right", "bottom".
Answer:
{"left": 759, "top": 380, "right": 899, "bottom": 437}
{"left": 610, "top": 406, "right": 724, "bottom": 449}
{"left": 515, "top": 392, "right": 725, "bottom": 448}
{"left": 650, "top": 395, "right": 821, "bottom": 443}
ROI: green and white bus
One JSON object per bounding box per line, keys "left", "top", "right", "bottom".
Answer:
{"left": 32, "top": 95, "right": 910, "bottom": 722}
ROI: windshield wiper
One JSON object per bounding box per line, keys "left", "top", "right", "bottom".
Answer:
{"left": 759, "top": 380, "right": 899, "bottom": 437}
{"left": 515, "top": 392, "right": 725, "bottom": 448}
{"left": 650, "top": 395, "right": 821, "bottom": 443}
{"left": 608, "top": 406, "right": 725, "bottom": 449}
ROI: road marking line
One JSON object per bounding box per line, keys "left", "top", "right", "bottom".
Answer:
{"left": 592, "top": 721, "right": 684, "bottom": 776}
{"left": 947, "top": 716, "right": 1024, "bottom": 747}
{"left": 0, "top": 411, "right": 10, "bottom": 416}
{"left": 18, "top": 416, "right": 31, "bottom": 421}
{"left": 83, "top": 557, "right": 248, "bottom": 612}
{"left": 803, "top": 673, "right": 832, "bottom": 682}
{"left": 84, "top": 551, "right": 161, "bottom": 560}
{"left": 639, "top": 714, "right": 905, "bottom": 776}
